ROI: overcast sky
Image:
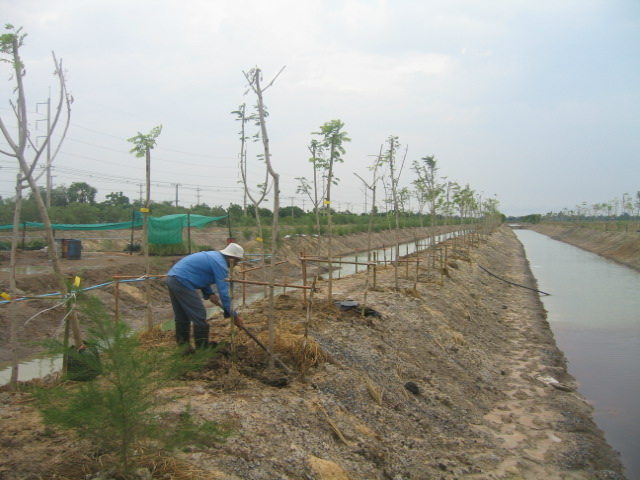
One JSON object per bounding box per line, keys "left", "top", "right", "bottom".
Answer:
{"left": 1, "top": 0, "right": 639, "bottom": 217}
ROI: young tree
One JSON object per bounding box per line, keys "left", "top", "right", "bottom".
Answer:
{"left": 379, "top": 135, "right": 407, "bottom": 289}
{"left": 232, "top": 103, "right": 271, "bottom": 268}
{"left": 128, "top": 125, "right": 162, "bottom": 330}
{"left": 36, "top": 296, "right": 231, "bottom": 476}
{"left": 243, "top": 66, "right": 284, "bottom": 368}
{"left": 412, "top": 155, "right": 443, "bottom": 232}
{"left": 313, "top": 120, "right": 350, "bottom": 301}
{"left": 354, "top": 145, "right": 383, "bottom": 315}
{"left": 296, "top": 139, "right": 325, "bottom": 232}
{"left": 354, "top": 145, "right": 383, "bottom": 259}
{"left": 452, "top": 183, "right": 475, "bottom": 226}
{"left": 1, "top": 24, "right": 76, "bottom": 385}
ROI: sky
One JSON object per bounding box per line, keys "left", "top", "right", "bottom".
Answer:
{"left": 1, "top": 0, "right": 639, "bottom": 217}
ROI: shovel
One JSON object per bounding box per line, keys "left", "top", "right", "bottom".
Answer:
{"left": 213, "top": 301, "right": 293, "bottom": 374}
{"left": 237, "top": 323, "right": 293, "bottom": 375}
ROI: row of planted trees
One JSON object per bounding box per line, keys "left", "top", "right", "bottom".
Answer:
{"left": 541, "top": 193, "right": 640, "bottom": 223}
{"left": 1, "top": 24, "right": 501, "bottom": 383}
{"left": 0, "top": 26, "right": 505, "bottom": 475}
{"left": 234, "top": 67, "right": 501, "bottom": 315}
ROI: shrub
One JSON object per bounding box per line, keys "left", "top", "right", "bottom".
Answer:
{"left": 25, "top": 239, "right": 46, "bottom": 250}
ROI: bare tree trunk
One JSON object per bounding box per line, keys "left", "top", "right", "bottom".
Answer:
{"left": 247, "top": 67, "right": 284, "bottom": 370}
{"left": 326, "top": 153, "right": 335, "bottom": 302}
{"left": 19, "top": 162, "right": 83, "bottom": 348}
{"left": 144, "top": 147, "right": 152, "bottom": 330}
{"left": 8, "top": 175, "right": 23, "bottom": 388}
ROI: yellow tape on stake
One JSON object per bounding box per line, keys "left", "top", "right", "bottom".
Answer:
{"left": 74, "top": 276, "right": 81, "bottom": 288}
{"left": 323, "top": 200, "right": 331, "bottom": 205}
{"left": 1, "top": 292, "right": 11, "bottom": 301}
{"left": 139, "top": 207, "right": 150, "bottom": 213}
{"left": 256, "top": 237, "right": 264, "bottom": 242}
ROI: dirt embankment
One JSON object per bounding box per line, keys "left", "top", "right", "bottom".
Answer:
{"left": 528, "top": 223, "right": 640, "bottom": 272}
{"left": 0, "top": 226, "right": 627, "bottom": 479}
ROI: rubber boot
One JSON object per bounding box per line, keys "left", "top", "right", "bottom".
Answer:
{"left": 193, "top": 325, "right": 210, "bottom": 350}
{"left": 175, "top": 322, "right": 191, "bottom": 346}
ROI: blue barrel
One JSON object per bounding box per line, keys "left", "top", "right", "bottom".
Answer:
{"left": 67, "top": 239, "right": 82, "bottom": 260}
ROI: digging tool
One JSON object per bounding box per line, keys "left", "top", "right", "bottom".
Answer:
{"left": 210, "top": 302, "right": 293, "bottom": 374}
{"left": 237, "top": 323, "right": 293, "bottom": 375}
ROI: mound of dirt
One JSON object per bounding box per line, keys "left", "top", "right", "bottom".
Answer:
{"left": 0, "top": 226, "right": 626, "bottom": 479}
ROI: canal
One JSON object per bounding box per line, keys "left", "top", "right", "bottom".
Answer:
{"left": 514, "top": 228, "right": 639, "bottom": 479}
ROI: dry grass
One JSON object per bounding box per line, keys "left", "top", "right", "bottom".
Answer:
{"left": 49, "top": 452, "right": 220, "bottom": 480}
{"left": 365, "top": 376, "right": 384, "bottom": 406}
{"left": 243, "top": 321, "right": 329, "bottom": 370}
{"left": 137, "top": 324, "right": 174, "bottom": 348}
{"left": 316, "top": 403, "right": 350, "bottom": 446}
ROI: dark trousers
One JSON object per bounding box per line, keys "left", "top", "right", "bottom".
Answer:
{"left": 166, "top": 276, "right": 210, "bottom": 348}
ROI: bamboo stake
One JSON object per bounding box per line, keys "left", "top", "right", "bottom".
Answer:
{"left": 242, "top": 268, "right": 246, "bottom": 307}
{"left": 284, "top": 261, "right": 289, "bottom": 294}
{"left": 114, "top": 278, "right": 120, "bottom": 322}
{"left": 229, "top": 259, "right": 237, "bottom": 363}
{"left": 301, "top": 252, "right": 308, "bottom": 307}
{"left": 303, "top": 276, "right": 317, "bottom": 347}
{"left": 373, "top": 253, "right": 377, "bottom": 288}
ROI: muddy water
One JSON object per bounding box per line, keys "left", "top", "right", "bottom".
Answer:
{"left": 515, "top": 229, "right": 640, "bottom": 479}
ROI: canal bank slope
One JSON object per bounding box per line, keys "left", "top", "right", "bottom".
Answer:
{"left": 0, "top": 226, "right": 626, "bottom": 479}
{"left": 528, "top": 223, "right": 640, "bottom": 272}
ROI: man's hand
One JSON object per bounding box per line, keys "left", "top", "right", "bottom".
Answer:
{"left": 209, "top": 294, "right": 222, "bottom": 307}
{"left": 233, "top": 314, "right": 244, "bottom": 328}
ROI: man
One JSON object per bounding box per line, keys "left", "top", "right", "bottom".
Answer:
{"left": 166, "top": 243, "right": 244, "bottom": 349}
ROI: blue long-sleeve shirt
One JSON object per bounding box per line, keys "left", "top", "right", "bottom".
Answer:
{"left": 168, "top": 250, "right": 234, "bottom": 317}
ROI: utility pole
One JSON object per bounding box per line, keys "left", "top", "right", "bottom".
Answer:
{"left": 36, "top": 93, "right": 51, "bottom": 207}
{"left": 173, "top": 183, "right": 180, "bottom": 207}
{"left": 138, "top": 183, "right": 144, "bottom": 205}
{"left": 196, "top": 186, "right": 201, "bottom": 205}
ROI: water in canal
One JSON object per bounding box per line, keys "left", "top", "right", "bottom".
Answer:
{"left": 514, "top": 229, "right": 639, "bottom": 479}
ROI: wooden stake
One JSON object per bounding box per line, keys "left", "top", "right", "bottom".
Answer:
{"left": 114, "top": 278, "right": 120, "bottom": 322}
{"left": 301, "top": 251, "right": 308, "bottom": 307}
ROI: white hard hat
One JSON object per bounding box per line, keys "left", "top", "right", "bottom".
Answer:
{"left": 220, "top": 243, "right": 244, "bottom": 259}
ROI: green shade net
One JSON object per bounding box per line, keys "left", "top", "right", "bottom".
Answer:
{"left": 1, "top": 213, "right": 226, "bottom": 247}
{"left": 148, "top": 214, "right": 225, "bottom": 245}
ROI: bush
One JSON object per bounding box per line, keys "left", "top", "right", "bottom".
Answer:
{"left": 25, "top": 239, "right": 46, "bottom": 250}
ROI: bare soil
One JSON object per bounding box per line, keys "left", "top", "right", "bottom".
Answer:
{"left": 0, "top": 226, "right": 628, "bottom": 479}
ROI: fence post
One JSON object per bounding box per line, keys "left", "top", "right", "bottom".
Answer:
{"left": 114, "top": 278, "right": 120, "bottom": 322}
{"left": 242, "top": 268, "right": 247, "bottom": 307}
{"left": 373, "top": 252, "right": 378, "bottom": 288}
{"left": 301, "top": 252, "right": 308, "bottom": 308}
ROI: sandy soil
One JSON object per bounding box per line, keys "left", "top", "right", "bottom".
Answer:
{"left": 0, "top": 226, "right": 627, "bottom": 479}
